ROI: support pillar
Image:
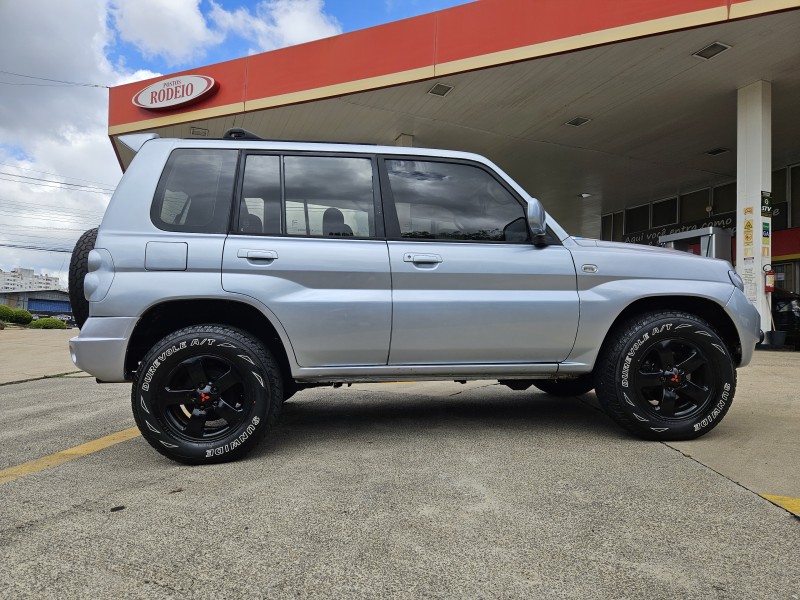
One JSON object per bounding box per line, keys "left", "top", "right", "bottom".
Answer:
{"left": 736, "top": 80, "right": 772, "bottom": 332}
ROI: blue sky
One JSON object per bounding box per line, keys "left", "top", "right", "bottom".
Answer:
{"left": 108, "top": 0, "right": 469, "bottom": 76}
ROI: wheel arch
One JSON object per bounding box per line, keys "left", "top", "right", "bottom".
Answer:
{"left": 599, "top": 296, "right": 742, "bottom": 366}
{"left": 124, "top": 299, "right": 295, "bottom": 386}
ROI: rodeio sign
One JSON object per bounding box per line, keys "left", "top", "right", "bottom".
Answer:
{"left": 132, "top": 75, "right": 218, "bottom": 111}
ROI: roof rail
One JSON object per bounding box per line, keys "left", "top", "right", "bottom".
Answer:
{"left": 220, "top": 128, "right": 378, "bottom": 146}
{"left": 222, "top": 128, "right": 263, "bottom": 140}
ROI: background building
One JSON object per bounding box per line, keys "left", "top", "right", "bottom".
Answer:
{"left": 0, "top": 268, "right": 71, "bottom": 317}
{"left": 0, "top": 268, "right": 62, "bottom": 293}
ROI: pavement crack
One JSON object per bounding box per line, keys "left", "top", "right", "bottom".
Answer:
{"left": 663, "top": 442, "right": 800, "bottom": 520}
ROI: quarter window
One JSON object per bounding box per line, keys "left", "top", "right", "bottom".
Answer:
{"left": 151, "top": 149, "right": 238, "bottom": 233}
{"left": 385, "top": 160, "right": 528, "bottom": 242}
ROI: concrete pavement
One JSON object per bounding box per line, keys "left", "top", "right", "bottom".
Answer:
{"left": 0, "top": 327, "right": 78, "bottom": 384}
{"left": 1, "top": 376, "right": 799, "bottom": 599}
{"left": 2, "top": 327, "right": 797, "bottom": 509}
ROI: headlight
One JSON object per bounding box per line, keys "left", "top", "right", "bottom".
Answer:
{"left": 729, "top": 270, "right": 744, "bottom": 292}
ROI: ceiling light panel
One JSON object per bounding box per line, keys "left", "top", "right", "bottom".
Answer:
{"left": 692, "top": 42, "right": 731, "bottom": 60}
{"left": 565, "top": 116, "right": 591, "bottom": 127}
{"left": 428, "top": 83, "right": 453, "bottom": 97}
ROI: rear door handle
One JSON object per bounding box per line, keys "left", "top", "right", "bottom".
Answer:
{"left": 237, "top": 249, "right": 278, "bottom": 262}
{"left": 403, "top": 253, "right": 442, "bottom": 264}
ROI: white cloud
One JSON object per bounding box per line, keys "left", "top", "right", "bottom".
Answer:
{"left": 0, "top": 0, "right": 159, "bottom": 285}
{"left": 0, "top": 0, "right": 341, "bottom": 287}
{"left": 210, "top": 0, "right": 342, "bottom": 53}
{"left": 111, "top": 0, "right": 224, "bottom": 66}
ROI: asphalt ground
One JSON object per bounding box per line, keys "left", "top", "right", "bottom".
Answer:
{"left": 1, "top": 369, "right": 799, "bottom": 599}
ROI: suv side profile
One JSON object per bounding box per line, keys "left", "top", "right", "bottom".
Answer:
{"left": 69, "top": 130, "right": 761, "bottom": 464}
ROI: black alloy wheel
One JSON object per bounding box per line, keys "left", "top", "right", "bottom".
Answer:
{"left": 632, "top": 339, "right": 713, "bottom": 421}
{"left": 157, "top": 355, "right": 249, "bottom": 442}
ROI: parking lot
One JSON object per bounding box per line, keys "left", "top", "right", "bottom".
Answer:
{"left": 1, "top": 331, "right": 798, "bottom": 599}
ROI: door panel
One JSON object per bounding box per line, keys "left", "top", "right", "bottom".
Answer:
{"left": 387, "top": 242, "right": 579, "bottom": 364}
{"left": 223, "top": 236, "right": 392, "bottom": 367}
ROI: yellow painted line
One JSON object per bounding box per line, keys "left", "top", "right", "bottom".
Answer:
{"left": 0, "top": 427, "right": 141, "bottom": 485}
{"left": 761, "top": 494, "right": 800, "bottom": 515}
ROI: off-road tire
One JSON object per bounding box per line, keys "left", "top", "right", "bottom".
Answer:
{"left": 595, "top": 311, "right": 736, "bottom": 440}
{"left": 68, "top": 227, "right": 98, "bottom": 328}
{"left": 131, "top": 325, "right": 282, "bottom": 464}
{"left": 532, "top": 374, "right": 594, "bottom": 397}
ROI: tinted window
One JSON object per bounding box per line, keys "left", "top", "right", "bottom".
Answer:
{"left": 151, "top": 149, "right": 238, "bottom": 233}
{"left": 712, "top": 183, "right": 736, "bottom": 214}
{"left": 679, "top": 188, "right": 710, "bottom": 222}
{"left": 652, "top": 197, "right": 677, "bottom": 227}
{"left": 385, "top": 160, "right": 527, "bottom": 242}
{"left": 625, "top": 204, "right": 650, "bottom": 233}
{"left": 284, "top": 156, "right": 374, "bottom": 237}
{"left": 239, "top": 155, "right": 281, "bottom": 234}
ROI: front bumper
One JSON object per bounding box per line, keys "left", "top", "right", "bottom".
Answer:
{"left": 725, "top": 288, "right": 761, "bottom": 367}
{"left": 69, "top": 317, "right": 138, "bottom": 382}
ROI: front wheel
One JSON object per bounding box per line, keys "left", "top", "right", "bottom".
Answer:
{"left": 131, "top": 325, "right": 282, "bottom": 464}
{"left": 595, "top": 311, "right": 736, "bottom": 440}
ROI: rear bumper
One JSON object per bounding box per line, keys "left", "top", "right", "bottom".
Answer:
{"left": 69, "top": 317, "right": 138, "bottom": 382}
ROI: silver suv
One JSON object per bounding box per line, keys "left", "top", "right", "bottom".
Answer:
{"left": 69, "top": 129, "right": 761, "bottom": 463}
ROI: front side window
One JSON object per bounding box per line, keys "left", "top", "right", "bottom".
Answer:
{"left": 151, "top": 149, "right": 238, "bottom": 233}
{"left": 384, "top": 159, "right": 528, "bottom": 242}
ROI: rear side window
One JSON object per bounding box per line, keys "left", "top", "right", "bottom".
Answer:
{"left": 151, "top": 149, "right": 238, "bottom": 233}
{"left": 236, "top": 154, "right": 376, "bottom": 237}
{"left": 284, "top": 156, "right": 374, "bottom": 237}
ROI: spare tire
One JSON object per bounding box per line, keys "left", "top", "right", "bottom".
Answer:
{"left": 68, "top": 228, "right": 98, "bottom": 329}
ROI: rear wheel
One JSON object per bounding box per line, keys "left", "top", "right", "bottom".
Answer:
{"left": 533, "top": 374, "right": 594, "bottom": 397}
{"left": 132, "top": 325, "right": 282, "bottom": 464}
{"left": 595, "top": 311, "right": 736, "bottom": 440}
{"left": 68, "top": 227, "right": 97, "bottom": 328}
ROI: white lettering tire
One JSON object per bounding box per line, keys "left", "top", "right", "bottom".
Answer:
{"left": 595, "top": 311, "right": 736, "bottom": 440}
{"left": 131, "top": 325, "right": 282, "bottom": 463}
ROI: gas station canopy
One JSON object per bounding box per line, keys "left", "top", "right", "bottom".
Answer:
{"left": 107, "top": 0, "right": 800, "bottom": 238}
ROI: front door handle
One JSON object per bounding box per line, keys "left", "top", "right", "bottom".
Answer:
{"left": 237, "top": 249, "right": 278, "bottom": 263}
{"left": 403, "top": 253, "right": 442, "bottom": 264}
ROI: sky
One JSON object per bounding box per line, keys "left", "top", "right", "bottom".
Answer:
{"left": 0, "top": 0, "right": 469, "bottom": 286}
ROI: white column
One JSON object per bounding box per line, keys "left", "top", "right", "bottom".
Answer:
{"left": 736, "top": 80, "right": 772, "bottom": 332}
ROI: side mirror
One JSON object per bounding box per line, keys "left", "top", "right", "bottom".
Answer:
{"left": 527, "top": 198, "right": 548, "bottom": 247}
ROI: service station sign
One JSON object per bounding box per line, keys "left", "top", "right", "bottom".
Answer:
{"left": 132, "top": 75, "right": 218, "bottom": 111}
